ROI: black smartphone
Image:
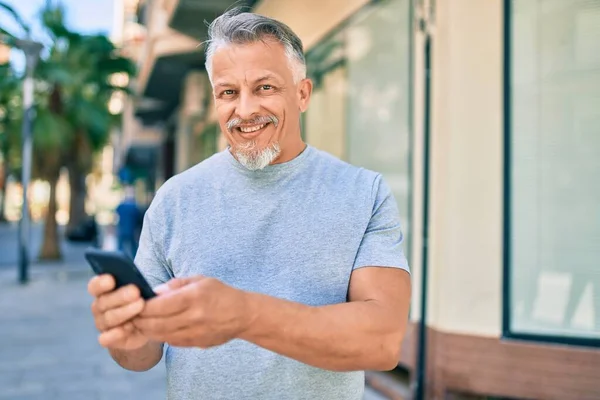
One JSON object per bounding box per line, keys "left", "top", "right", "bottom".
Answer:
{"left": 84, "top": 248, "right": 157, "bottom": 300}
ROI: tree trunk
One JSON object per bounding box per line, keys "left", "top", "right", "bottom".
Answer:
{"left": 66, "top": 163, "right": 87, "bottom": 233}
{"left": 66, "top": 129, "right": 92, "bottom": 234}
{"left": 0, "top": 166, "right": 7, "bottom": 223}
{"left": 39, "top": 174, "right": 62, "bottom": 260}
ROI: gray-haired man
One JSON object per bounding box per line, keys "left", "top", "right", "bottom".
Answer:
{"left": 88, "top": 8, "right": 411, "bottom": 400}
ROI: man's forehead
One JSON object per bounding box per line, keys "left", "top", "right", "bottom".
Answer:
{"left": 213, "top": 70, "right": 283, "bottom": 86}
{"left": 211, "top": 42, "right": 290, "bottom": 85}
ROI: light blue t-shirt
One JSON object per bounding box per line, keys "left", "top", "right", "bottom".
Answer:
{"left": 135, "top": 144, "right": 409, "bottom": 400}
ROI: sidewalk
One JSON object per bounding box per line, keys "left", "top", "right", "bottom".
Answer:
{"left": 0, "top": 267, "right": 166, "bottom": 400}
{"left": 0, "top": 223, "right": 394, "bottom": 400}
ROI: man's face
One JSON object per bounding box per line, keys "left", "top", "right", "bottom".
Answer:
{"left": 210, "top": 39, "right": 311, "bottom": 170}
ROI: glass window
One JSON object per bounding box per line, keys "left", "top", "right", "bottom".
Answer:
{"left": 305, "top": 0, "right": 412, "bottom": 261}
{"left": 509, "top": 0, "right": 600, "bottom": 340}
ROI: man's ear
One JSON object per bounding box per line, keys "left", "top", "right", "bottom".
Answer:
{"left": 298, "top": 78, "right": 313, "bottom": 112}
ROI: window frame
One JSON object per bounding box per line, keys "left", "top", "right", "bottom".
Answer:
{"left": 502, "top": 0, "right": 600, "bottom": 349}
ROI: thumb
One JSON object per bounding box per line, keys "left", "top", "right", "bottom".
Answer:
{"left": 154, "top": 276, "right": 204, "bottom": 294}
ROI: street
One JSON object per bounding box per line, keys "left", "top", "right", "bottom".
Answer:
{"left": 0, "top": 223, "right": 392, "bottom": 399}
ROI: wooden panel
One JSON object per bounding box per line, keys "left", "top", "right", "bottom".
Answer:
{"left": 398, "top": 322, "right": 600, "bottom": 399}
{"left": 438, "top": 332, "right": 600, "bottom": 400}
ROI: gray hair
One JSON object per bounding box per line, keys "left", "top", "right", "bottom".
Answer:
{"left": 204, "top": 8, "right": 307, "bottom": 84}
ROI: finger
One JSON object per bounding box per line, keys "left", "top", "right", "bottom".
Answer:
{"left": 87, "top": 274, "right": 116, "bottom": 297}
{"left": 122, "top": 321, "right": 136, "bottom": 333}
{"left": 131, "top": 319, "right": 168, "bottom": 343}
{"left": 134, "top": 321, "right": 195, "bottom": 346}
{"left": 95, "top": 284, "right": 141, "bottom": 314}
{"left": 155, "top": 276, "right": 204, "bottom": 295}
{"left": 135, "top": 309, "right": 195, "bottom": 334}
{"left": 98, "top": 325, "right": 128, "bottom": 348}
{"left": 100, "top": 298, "right": 145, "bottom": 330}
{"left": 141, "top": 284, "right": 197, "bottom": 317}
{"left": 153, "top": 283, "right": 170, "bottom": 295}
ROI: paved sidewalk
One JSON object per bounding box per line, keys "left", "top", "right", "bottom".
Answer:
{"left": 0, "top": 267, "right": 166, "bottom": 400}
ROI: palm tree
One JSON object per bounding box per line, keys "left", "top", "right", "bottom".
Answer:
{"left": 0, "top": 1, "right": 71, "bottom": 259}
{"left": 40, "top": 5, "right": 135, "bottom": 236}
{"left": 0, "top": 62, "right": 20, "bottom": 223}
{"left": 0, "top": 0, "right": 30, "bottom": 226}
{"left": 0, "top": 2, "right": 135, "bottom": 259}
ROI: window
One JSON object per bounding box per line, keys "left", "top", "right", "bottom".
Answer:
{"left": 507, "top": 0, "right": 600, "bottom": 343}
{"left": 305, "top": 0, "right": 413, "bottom": 262}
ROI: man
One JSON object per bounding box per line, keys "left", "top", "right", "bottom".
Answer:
{"left": 115, "top": 185, "right": 142, "bottom": 258}
{"left": 88, "top": 8, "right": 411, "bottom": 400}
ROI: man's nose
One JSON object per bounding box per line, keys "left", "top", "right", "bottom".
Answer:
{"left": 236, "top": 91, "right": 261, "bottom": 120}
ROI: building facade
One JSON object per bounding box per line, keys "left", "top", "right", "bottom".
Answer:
{"left": 121, "top": 0, "right": 600, "bottom": 398}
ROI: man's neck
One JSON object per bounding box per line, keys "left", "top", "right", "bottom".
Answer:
{"left": 272, "top": 139, "right": 307, "bottom": 165}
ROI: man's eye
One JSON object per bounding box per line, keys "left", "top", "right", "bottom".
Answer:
{"left": 223, "top": 89, "right": 235, "bottom": 96}
{"left": 260, "top": 85, "right": 273, "bottom": 91}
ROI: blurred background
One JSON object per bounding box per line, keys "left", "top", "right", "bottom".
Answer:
{"left": 0, "top": 0, "right": 598, "bottom": 399}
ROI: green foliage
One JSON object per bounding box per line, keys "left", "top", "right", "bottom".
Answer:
{"left": 32, "top": 107, "right": 73, "bottom": 150}
{"left": 37, "top": 5, "right": 136, "bottom": 158}
{"left": 0, "top": 62, "right": 21, "bottom": 173}
{"left": 0, "top": 1, "right": 137, "bottom": 175}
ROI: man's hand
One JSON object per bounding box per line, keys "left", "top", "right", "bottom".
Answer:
{"left": 88, "top": 274, "right": 149, "bottom": 350}
{"left": 133, "top": 276, "right": 251, "bottom": 348}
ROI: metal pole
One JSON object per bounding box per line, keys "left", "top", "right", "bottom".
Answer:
{"left": 17, "top": 40, "right": 42, "bottom": 284}
{"left": 414, "top": 26, "right": 432, "bottom": 400}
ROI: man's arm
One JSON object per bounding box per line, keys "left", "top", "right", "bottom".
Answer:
{"left": 239, "top": 266, "right": 411, "bottom": 372}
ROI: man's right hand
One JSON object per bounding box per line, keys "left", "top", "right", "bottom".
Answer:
{"left": 88, "top": 274, "right": 149, "bottom": 351}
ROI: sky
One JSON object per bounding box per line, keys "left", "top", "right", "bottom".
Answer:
{"left": 0, "top": 0, "right": 115, "bottom": 71}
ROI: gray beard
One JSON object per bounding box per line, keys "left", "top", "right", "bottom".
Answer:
{"left": 233, "top": 141, "right": 281, "bottom": 171}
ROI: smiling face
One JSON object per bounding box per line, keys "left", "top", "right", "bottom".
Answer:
{"left": 210, "top": 38, "right": 312, "bottom": 170}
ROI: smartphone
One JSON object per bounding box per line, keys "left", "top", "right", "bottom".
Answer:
{"left": 84, "top": 248, "right": 157, "bottom": 300}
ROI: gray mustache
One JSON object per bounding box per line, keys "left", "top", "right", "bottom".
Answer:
{"left": 227, "top": 115, "right": 279, "bottom": 132}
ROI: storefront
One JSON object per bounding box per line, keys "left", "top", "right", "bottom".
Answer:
{"left": 259, "top": 0, "right": 600, "bottom": 397}
{"left": 129, "top": 0, "right": 600, "bottom": 397}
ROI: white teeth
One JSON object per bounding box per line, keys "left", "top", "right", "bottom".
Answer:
{"left": 239, "top": 124, "right": 266, "bottom": 133}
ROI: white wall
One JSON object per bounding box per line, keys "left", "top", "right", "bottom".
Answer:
{"left": 427, "top": 0, "right": 503, "bottom": 337}
{"left": 304, "top": 67, "right": 347, "bottom": 159}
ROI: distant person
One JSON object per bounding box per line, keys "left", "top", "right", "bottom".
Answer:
{"left": 87, "top": 8, "right": 411, "bottom": 400}
{"left": 115, "top": 185, "right": 142, "bottom": 258}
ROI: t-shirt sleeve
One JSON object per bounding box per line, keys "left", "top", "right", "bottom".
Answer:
{"left": 134, "top": 209, "right": 173, "bottom": 289}
{"left": 352, "top": 175, "right": 410, "bottom": 273}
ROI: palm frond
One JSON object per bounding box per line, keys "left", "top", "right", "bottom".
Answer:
{"left": 0, "top": 2, "right": 30, "bottom": 34}
{"left": 33, "top": 106, "right": 74, "bottom": 150}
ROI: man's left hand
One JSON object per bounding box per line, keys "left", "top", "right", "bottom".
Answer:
{"left": 133, "top": 276, "right": 252, "bottom": 348}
